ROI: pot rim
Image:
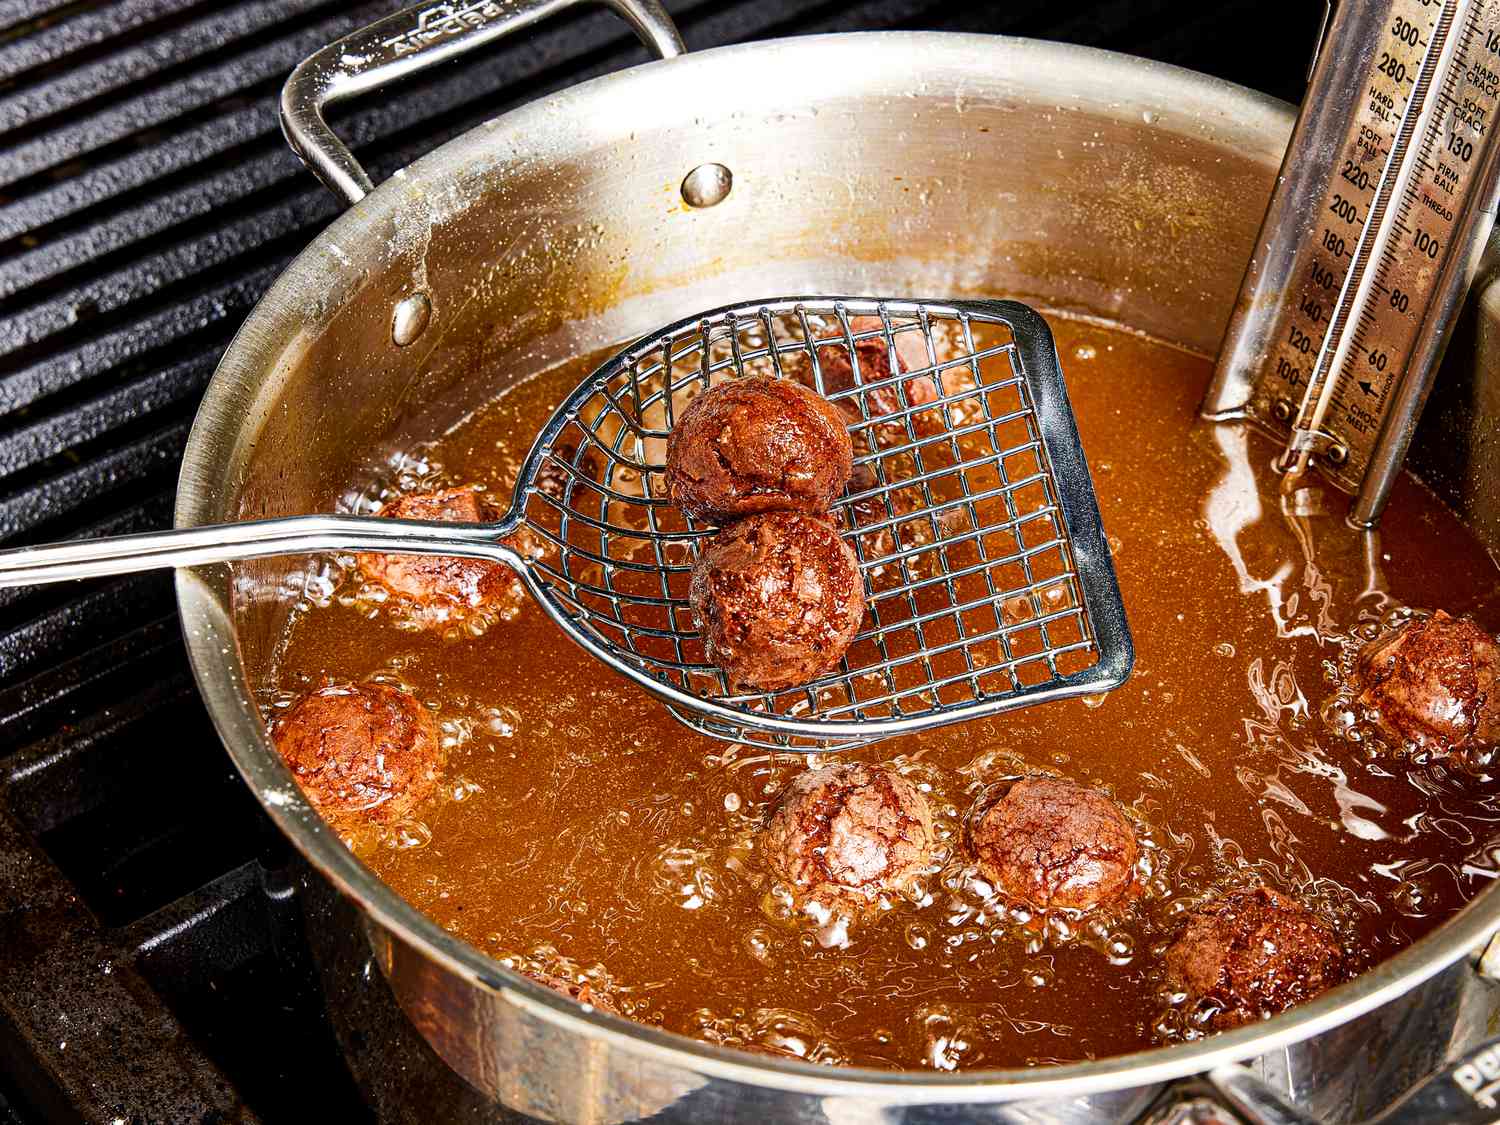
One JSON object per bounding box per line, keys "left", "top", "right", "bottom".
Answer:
{"left": 174, "top": 30, "right": 1500, "bottom": 1103}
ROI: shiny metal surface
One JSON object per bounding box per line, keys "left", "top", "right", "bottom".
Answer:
{"left": 1205, "top": 1065, "right": 1321, "bottom": 1125}
{"left": 508, "top": 295, "right": 1131, "bottom": 749}
{"left": 680, "top": 163, "right": 733, "bottom": 209}
{"left": 0, "top": 292, "right": 1136, "bottom": 750}
{"left": 391, "top": 291, "right": 434, "bottom": 347}
{"left": 0, "top": 513, "right": 524, "bottom": 585}
{"left": 1137, "top": 1093, "right": 1240, "bottom": 1125}
{"left": 172, "top": 25, "right": 1500, "bottom": 1125}
{"left": 1203, "top": 0, "right": 1500, "bottom": 527}
{"left": 280, "top": 0, "right": 684, "bottom": 205}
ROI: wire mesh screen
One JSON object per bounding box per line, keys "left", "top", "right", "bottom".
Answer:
{"left": 513, "top": 298, "right": 1132, "bottom": 748}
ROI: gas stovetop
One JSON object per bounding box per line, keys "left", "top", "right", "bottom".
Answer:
{"left": 0, "top": 2, "right": 1322, "bottom": 1120}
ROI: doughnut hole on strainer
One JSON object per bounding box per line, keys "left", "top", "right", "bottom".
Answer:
{"left": 664, "top": 376, "right": 854, "bottom": 524}
{"left": 688, "top": 512, "right": 867, "bottom": 693}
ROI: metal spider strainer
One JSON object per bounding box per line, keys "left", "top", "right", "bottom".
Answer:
{"left": 0, "top": 297, "right": 1132, "bottom": 750}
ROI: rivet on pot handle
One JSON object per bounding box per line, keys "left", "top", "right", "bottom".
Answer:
{"left": 280, "top": 0, "right": 686, "bottom": 207}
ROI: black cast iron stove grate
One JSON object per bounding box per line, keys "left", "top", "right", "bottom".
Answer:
{"left": 0, "top": 2, "right": 1321, "bottom": 1121}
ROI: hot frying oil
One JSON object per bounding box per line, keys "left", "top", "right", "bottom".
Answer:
{"left": 272, "top": 316, "right": 1500, "bottom": 1070}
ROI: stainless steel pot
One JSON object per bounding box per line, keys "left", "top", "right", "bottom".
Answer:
{"left": 172, "top": 1, "right": 1500, "bottom": 1121}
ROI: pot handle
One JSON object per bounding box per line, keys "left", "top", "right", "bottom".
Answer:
{"left": 280, "top": 0, "right": 685, "bottom": 207}
{"left": 1363, "top": 1029, "right": 1500, "bottom": 1125}
{"left": 1140, "top": 1036, "right": 1500, "bottom": 1125}
{"left": 1199, "top": 1065, "right": 1322, "bottom": 1125}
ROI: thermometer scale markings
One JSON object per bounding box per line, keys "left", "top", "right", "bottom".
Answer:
{"left": 1256, "top": 6, "right": 1428, "bottom": 417}
{"left": 1288, "top": 0, "right": 1454, "bottom": 471}
{"left": 1217, "top": 0, "right": 1500, "bottom": 502}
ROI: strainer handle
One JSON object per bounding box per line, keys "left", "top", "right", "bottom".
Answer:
{"left": 0, "top": 515, "right": 522, "bottom": 586}
{"left": 281, "top": 0, "right": 685, "bottom": 207}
